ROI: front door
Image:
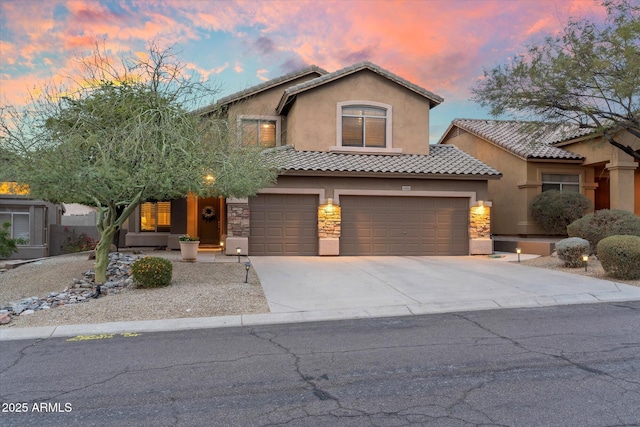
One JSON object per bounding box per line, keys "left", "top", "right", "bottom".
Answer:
{"left": 198, "top": 197, "right": 222, "bottom": 246}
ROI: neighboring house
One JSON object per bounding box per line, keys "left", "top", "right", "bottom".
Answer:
{"left": 0, "top": 182, "right": 63, "bottom": 259}
{"left": 438, "top": 119, "right": 640, "bottom": 238}
{"left": 125, "top": 61, "right": 501, "bottom": 256}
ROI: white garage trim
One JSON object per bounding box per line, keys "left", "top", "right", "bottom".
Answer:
{"left": 334, "top": 189, "right": 478, "bottom": 207}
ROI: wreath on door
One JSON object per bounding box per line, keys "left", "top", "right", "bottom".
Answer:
{"left": 201, "top": 206, "right": 216, "bottom": 222}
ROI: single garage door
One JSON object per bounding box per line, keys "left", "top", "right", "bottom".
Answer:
{"left": 340, "top": 196, "right": 468, "bottom": 255}
{"left": 249, "top": 194, "right": 318, "bottom": 255}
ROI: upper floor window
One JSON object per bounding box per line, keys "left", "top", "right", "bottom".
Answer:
{"left": 335, "top": 101, "right": 396, "bottom": 153}
{"left": 342, "top": 106, "right": 387, "bottom": 148}
{"left": 542, "top": 173, "right": 580, "bottom": 192}
{"left": 238, "top": 115, "right": 281, "bottom": 148}
{"left": 0, "top": 182, "right": 29, "bottom": 195}
{"left": 140, "top": 201, "right": 171, "bottom": 232}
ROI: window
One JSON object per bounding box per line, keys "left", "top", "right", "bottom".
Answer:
{"left": 0, "top": 210, "right": 30, "bottom": 244}
{"left": 342, "top": 106, "right": 387, "bottom": 147}
{"left": 542, "top": 173, "right": 580, "bottom": 192}
{"left": 238, "top": 116, "right": 280, "bottom": 148}
{"left": 335, "top": 101, "right": 395, "bottom": 152}
{"left": 0, "top": 182, "right": 29, "bottom": 195}
{"left": 140, "top": 201, "right": 171, "bottom": 232}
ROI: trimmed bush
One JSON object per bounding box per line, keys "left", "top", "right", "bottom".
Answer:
{"left": 567, "top": 209, "right": 640, "bottom": 253}
{"left": 597, "top": 235, "right": 640, "bottom": 280}
{"left": 556, "top": 237, "right": 590, "bottom": 268}
{"left": 530, "top": 190, "right": 592, "bottom": 235}
{"left": 131, "top": 256, "right": 173, "bottom": 288}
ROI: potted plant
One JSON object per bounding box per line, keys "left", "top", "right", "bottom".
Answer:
{"left": 178, "top": 234, "right": 200, "bottom": 261}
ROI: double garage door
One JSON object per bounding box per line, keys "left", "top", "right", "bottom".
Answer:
{"left": 249, "top": 194, "right": 469, "bottom": 256}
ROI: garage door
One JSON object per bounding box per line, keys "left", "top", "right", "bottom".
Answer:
{"left": 249, "top": 194, "right": 318, "bottom": 255}
{"left": 340, "top": 196, "right": 468, "bottom": 255}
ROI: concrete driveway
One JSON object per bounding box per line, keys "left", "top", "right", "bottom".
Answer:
{"left": 250, "top": 255, "right": 640, "bottom": 316}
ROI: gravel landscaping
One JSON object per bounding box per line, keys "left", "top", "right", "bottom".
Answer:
{"left": 0, "top": 250, "right": 269, "bottom": 329}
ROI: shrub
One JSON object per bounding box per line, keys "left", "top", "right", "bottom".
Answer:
{"left": 530, "top": 190, "right": 592, "bottom": 235}
{"left": 556, "top": 237, "right": 590, "bottom": 268}
{"left": 567, "top": 209, "right": 640, "bottom": 253}
{"left": 0, "top": 221, "right": 19, "bottom": 259}
{"left": 597, "top": 235, "right": 640, "bottom": 280}
{"left": 61, "top": 227, "right": 98, "bottom": 254}
{"left": 131, "top": 256, "right": 173, "bottom": 288}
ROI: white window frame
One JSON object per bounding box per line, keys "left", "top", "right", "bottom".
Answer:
{"left": 0, "top": 211, "right": 30, "bottom": 245}
{"left": 333, "top": 101, "right": 400, "bottom": 154}
{"left": 237, "top": 115, "right": 282, "bottom": 148}
{"left": 541, "top": 173, "right": 581, "bottom": 192}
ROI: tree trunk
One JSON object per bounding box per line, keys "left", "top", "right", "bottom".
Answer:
{"left": 94, "top": 226, "right": 116, "bottom": 284}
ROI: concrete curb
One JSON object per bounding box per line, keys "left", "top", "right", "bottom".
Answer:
{"left": 3, "top": 293, "right": 640, "bottom": 341}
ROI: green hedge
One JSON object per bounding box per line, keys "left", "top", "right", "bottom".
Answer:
{"left": 530, "top": 190, "right": 592, "bottom": 235}
{"left": 597, "top": 235, "right": 640, "bottom": 280}
{"left": 131, "top": 256, "right": 173, "bottom": 288}
{"left": 567, "top": 209, "right": 640, "bottom": 254}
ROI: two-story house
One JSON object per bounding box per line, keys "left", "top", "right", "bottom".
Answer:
{"left": 125, "top": 61, "right": 501, "bottom": 256}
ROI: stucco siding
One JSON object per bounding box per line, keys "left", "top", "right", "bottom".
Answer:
{"left": 445, "top": 132, "right": 524, "bottom": 235}
{"left": 285, "top": 70, "right": 430, "bottom": 154}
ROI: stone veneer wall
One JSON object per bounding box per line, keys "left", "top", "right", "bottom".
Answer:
{"left": 469, "top": 206, "right": 491, "bottom": 239}
{"left": 318, "top": 206, "right": 341, "bottom": 238}
{"left": 227, "top": 202, "right": 250, "bottom": 237}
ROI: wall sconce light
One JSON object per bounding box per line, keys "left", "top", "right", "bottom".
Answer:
{"left": 244, "top": 261, "right": 251, "bottom": 283}
{"left": 582, "top": 254, "right": 589, "bottom": 272}
{"left": 516, "top": 247, "right": 521, "bottom": 263}
{"left": 236, "top": 247, "right": 241, "bottom": 263}
{"left": 323, "top": 198, "right": 334, "bottom": 214}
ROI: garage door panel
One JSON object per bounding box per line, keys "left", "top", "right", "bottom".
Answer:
{"left": 249, "top": 194, "right": 318, "bottom": 255}
{"left": 341, "top": 196, "right": 468, "bottom": 256}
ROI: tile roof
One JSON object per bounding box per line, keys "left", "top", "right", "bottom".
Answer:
{"left": 276, "top": 61, "right": 444, "bottom": 114}
{"left": 193, "top": 65, "right": 328, "bottom": 115}
{"left": 450, "top": 119, "right": 591, "bottom": 160}
{"left": 264, "top": 145, "right": 501, "bottom": 178}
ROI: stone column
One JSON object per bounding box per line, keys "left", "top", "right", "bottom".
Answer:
{"left": 225, "top": 198, "right": 249, "bottom": 255}
{"left": 318, "top": 203, "right": 341, "bottom": 256}
{"left": 469, "top": 201, "right": 493, "bottom": 255}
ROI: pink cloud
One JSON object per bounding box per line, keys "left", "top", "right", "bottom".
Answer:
{"left": 0, "top": 0, "right": 609, "bottom": 110}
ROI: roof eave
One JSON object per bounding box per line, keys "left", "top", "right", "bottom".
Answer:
{"left": 526, "top": 157, "right": 584, "bottom": 164}
{"left": 278, "top": 169, "right": 501, "bottom": 180}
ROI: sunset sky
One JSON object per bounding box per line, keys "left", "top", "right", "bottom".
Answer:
{"left": 0, "top": 0, "right": 607, "bottom": 143}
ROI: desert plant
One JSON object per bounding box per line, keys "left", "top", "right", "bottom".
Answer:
{"left": 555, "top": 237, "right": 590, "bottom": 268}
{"left": 597, "top": 235, "right": 640, "bottom": 280}
{"left": 567, "top": 209, "right": 640, "bottom": 253}
{"left": 530, "top": 190, "right": 592, "bottom": 235}
{"left": 131, "top": 256, "right": 173, "bottom": 288}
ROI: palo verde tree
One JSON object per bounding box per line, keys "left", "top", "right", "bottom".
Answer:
{"left": 472, "top": 0, "right": 640, "bottom": 160}
{"left": 0, "top": 43, "right": 277, "bottom": 284}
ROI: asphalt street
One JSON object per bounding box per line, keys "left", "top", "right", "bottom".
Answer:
{"left": 1, "top": 301, "right": 639, "bottom": 426}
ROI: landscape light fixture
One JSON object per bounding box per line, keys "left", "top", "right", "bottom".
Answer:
{"left": 582, "top": 254, "right": 589, "bottom": 272}
{"left": 244, "top": 262, "right": 251, "bottom": 283}
{"left": 236, "top": 247, "right": 242, "bottom": 263}
{"left": 220, "top": 241, "right": 225, "bottom": 254}
{"left": 516, "top": 247, "right": 521, "bottom": 263}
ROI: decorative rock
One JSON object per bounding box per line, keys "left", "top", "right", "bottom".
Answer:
{"left": 0, "top": 312, "right": 10, "bottom": 324}
{"left": 3, "top": 252, "right": 144, "bottom": 320}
